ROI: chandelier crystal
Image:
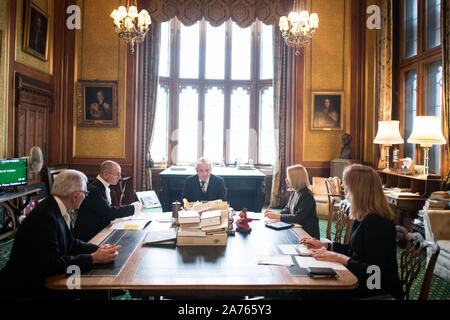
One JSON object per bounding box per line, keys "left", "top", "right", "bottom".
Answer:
{"left": 110, "top": 0, "right": 151, "bottom": 54}
{"left": 279, "top": 0, "right": 319, "bottom": 55}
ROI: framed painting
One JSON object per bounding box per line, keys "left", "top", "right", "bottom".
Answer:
{"left": 311, "top": 92, "right": 344, "bottom": 131}
{"left": 23, "top": 0, "right": 49, "bottom": 61}
{"left": 77, "top": 80, "right": 119, "bottom": 128}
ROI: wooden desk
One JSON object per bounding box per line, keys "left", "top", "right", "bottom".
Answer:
{"left": 45, "top": 218, "right": 358, "bottom": 297}
{"left": 159, "top": 167, "right": 266, "bottom": 212}
{"left": 378, "top": 170, "right": 442, "bottom": 230}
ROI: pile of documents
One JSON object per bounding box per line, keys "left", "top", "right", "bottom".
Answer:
{"left": 177, "top": 200, "right": 230, "bottom": 246}
{"left": 423, "top": 191, "right": 450, "bottom": 210}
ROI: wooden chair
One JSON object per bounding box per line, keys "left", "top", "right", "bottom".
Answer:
{"left": 326, "top": 200, "right": 353, "bottom": 244}
{"left": 396, "top": 225, "right": 440, "bottom": 300}
{"left": 324, "top": 177, "right": 349, "bottom": 243}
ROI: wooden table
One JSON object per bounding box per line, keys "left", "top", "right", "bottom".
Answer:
{"left": 45, "top": 216, "right": 358, "bottom": 298}
{"left": 159, "top": 167, "right": 266, "bottom": 212}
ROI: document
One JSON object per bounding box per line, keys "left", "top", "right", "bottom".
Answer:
{"left": 278, "top": 244, "right": 312, "bottom": 256}
{"left": 111, "top": 219, "right": 151, "bottom": 230}
{"left": 246, "top": 211, "right": 264, "bottom": 220}
{"left": 295, "top": 256, "right": 347, "bottom": 271}
{"left": 257, "top": 255, "right": 294, "bottom": 267}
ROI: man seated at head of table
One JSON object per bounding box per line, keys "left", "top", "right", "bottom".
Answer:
{"left": 265, "top": 164, "right": 320, "bottom": 239}
{"left": 0, "top": 169, "right": 121, "bottom": 299}
{"left": 181, "top": 157, "right": 226, "bottom": 203}
{"left": 74, "top": 160, "right": 143, "bottom": 242}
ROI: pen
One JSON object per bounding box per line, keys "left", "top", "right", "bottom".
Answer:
{"left": 299, "top": 237, "right": 316, "bottom": 243}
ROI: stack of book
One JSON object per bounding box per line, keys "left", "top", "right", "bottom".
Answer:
{"left": 177, "top": 200, "right": 230, "bottom": 246}
{"left": 423, "top": 191, "right": 450, "bottom": 210}
{"left": 177, "top": 211, "right": 205, "bottom": 237}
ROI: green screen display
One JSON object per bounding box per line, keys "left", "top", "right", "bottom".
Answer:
{"left": 0, "top": 158, "right": 27, "bottom": 187}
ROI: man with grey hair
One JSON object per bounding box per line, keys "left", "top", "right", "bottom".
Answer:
{"left": 0, "top": 169, "right": 121, "bottom": 299}
{"left": 181, "top": 157, "right": 226, "bottom": 202}
{"left": 74, "top": 160, "right": 143, "bottom": 242}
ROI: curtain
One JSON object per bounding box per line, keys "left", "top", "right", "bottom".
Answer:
{"left": 270, "top": 26, "right": 288, "bottom": 208}
{"left": 442, "top": 0, "right": 450, "bottom": 160}
{"left": 146, "top": 0, "right": 291, "bottom": 26}
{"left": 142, "top": 23, "right": 161, "bottom": 190}
{"left": 375, "top": 0, "right": 393, "bottom": 168}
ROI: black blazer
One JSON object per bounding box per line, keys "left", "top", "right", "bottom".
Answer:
{"left": 280, "top": 188, "right": 320, "bottom": 239}
{"left": 333, "top": 213, "right": 404, "bottom": 299}
{"left": 73, "top": 178, "right": 134, "bottom": 242}
{"left": 0, "top": 197, "right": 98, "bottom": 297}
{"left": 181, "top": 174, "right": 226, "bottom": 202}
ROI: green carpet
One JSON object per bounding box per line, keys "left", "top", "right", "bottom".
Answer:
{"left": 1, "top": 219, "right": 449, "bottom": 300}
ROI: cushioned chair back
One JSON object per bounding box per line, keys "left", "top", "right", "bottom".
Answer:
{"left": 396, "top": 225, "right": 440, "bottom": 300}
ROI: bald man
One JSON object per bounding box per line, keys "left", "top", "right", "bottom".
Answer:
{"left": 74, "top": 161, "right": 143, "bottom": 242}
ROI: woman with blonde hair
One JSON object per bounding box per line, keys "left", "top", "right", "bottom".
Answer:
{"left": 265, "top": 164, "right": 320, "bottom": 239}
{"left": 302, "top": 164, "right": 404, "bottom": 299}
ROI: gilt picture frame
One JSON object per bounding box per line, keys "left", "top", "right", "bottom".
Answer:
{"left": 311, "top": 91, "right": 344, "bottom": 131}
{"left": 23, "top": 0, "right": 49, "bottom": 61}
{"left": 77, "top": 80, "right": 119, "bottom": 128}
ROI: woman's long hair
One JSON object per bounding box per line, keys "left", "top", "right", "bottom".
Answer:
{"left": 286, "top": 164, "right": 311, "bottom": 192}
{"left": 342, "top": 164, "right": 395, "bottom": 221}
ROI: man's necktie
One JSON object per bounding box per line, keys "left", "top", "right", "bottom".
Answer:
{"left": 200, "top": 180, "right": 206, "bottom": 193}
{"left": 63, "top": 213, "right": 71, "bottom": 230}
{"left": 106, "top": 187, "right": 112, "bottom": 205}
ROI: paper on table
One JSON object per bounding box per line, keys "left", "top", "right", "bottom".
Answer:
{"left": 110, "top": 219, "right": 150, "bottom": 230}
{"left": 257, "top": 255, "right": 294, "bottom": 267}
{"left": 295, "top": 256, "right": 347, "bottom": 270}
{"left": 246, "top": 211, "right": 264, "bottom": 220}
{"left": 278, "top": 244, "right": 312, "bottom": 256}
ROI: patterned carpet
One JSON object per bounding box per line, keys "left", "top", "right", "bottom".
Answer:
{"left": 0, "top": 219, "right": 449, "bottom": 300}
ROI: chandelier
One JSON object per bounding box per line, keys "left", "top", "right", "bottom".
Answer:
{"left": 279, "top": 0, "right": 319, "bottom": 55}
{"left": 110, "top": 0, "right": 151, "bottom": 54}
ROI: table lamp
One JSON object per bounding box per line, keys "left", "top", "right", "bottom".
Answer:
{"left": 407, "top": 116, "right": 447, "bottom": 177}
{"left": 373, "top": 120, "right": 404, "bottom": 171}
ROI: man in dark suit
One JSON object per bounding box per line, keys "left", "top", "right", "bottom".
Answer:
{"left": 74, "top": 160, "right": 143, "bottom": 242}
{"left": 182, "top": 158, "right": 226, "bottom": 202}
{"left": 0, "top": 170, "right": 121, "bottom": 299}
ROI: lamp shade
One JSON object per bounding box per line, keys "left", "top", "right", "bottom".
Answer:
{"left": 373, "top": 120, "right": 404, "bottom": 145}
{"left": 407, "top": 116, "right": 447, "bottom": 146}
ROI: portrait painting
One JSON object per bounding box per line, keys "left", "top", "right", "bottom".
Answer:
{"left": 23, "top": 0, "right": 49, "bottom": 61}
{"left": 311, "top": 92, "right": 344, "bottom": 131}
{"left": 77, "top": 81, "right": 118, "bottom": 128}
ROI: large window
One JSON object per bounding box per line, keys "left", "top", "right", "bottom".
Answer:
{"left": 150, "top": 18, "right": 275, "bottom": 166}
{"left": 397, "top": 0, "right": 443, "bottom": 174}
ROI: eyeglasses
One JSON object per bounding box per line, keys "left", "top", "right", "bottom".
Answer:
{"left": 77, "top": 190, "right": 89, "bottom": 196}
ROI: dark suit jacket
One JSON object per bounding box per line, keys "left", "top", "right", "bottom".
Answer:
{"left": 280, "top": 188, "right": 320, "bottom": 239}
{"left": 333, "top": 213, "right": 404, "bottom": 299}
{"left": 0, "top": 197, "right": 98, "bottom": 298}
{"left": 73, "top": 178, "right": 134, "bottom": 242}
{"left": 181, "top": 174, "right": 226, "bottom": 202}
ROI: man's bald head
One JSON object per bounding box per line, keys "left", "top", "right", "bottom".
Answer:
{"left": 99, "top": 160, "right": 121, "bottom": 185}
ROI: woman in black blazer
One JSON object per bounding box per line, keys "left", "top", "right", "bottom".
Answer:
{"left": 265, "top": 164, "right": 320, "bottom": 239}
{"left": 302, "top": 164, "right": 404, "bottom": 299}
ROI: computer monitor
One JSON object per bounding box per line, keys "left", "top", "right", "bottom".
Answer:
{"left": 0, "top": 158, "right": 27, "bottom": 188}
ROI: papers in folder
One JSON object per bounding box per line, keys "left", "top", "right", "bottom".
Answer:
{"left": 295, "top": 256, "right": 347, "bottom": 271}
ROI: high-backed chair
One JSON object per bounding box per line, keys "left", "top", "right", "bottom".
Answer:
{"left": 324, "top": 177, "right": 348, "bottom": 243}
{"left": 326, "top": 200, "right": 353, "bottom": 244}
{"left": 396, "top": 225, "right": 440, "bottom": 300}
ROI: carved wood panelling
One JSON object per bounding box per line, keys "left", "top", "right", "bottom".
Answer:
{"left": 14, "top": 73, "right": 52, "bottom": 161}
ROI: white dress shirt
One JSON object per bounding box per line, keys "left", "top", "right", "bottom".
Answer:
{"left": 97, "top": 175, "right": 112, "bottom": 205}
{"left": 198, "top": 177, "right": 210, "bottom": 192}
{"left": 54, "top": 196, "right": 71, "bottom": 229}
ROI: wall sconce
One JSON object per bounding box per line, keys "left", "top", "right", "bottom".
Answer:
{"left": 373, "top": 120, "right": 404, "bottom": 172}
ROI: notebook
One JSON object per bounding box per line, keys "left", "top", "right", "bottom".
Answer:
{"left": 142, "top": 228, "right": 178, "bottom": 246}
{"left": 265, "top": 221, "right": 293, "bottom": 230}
